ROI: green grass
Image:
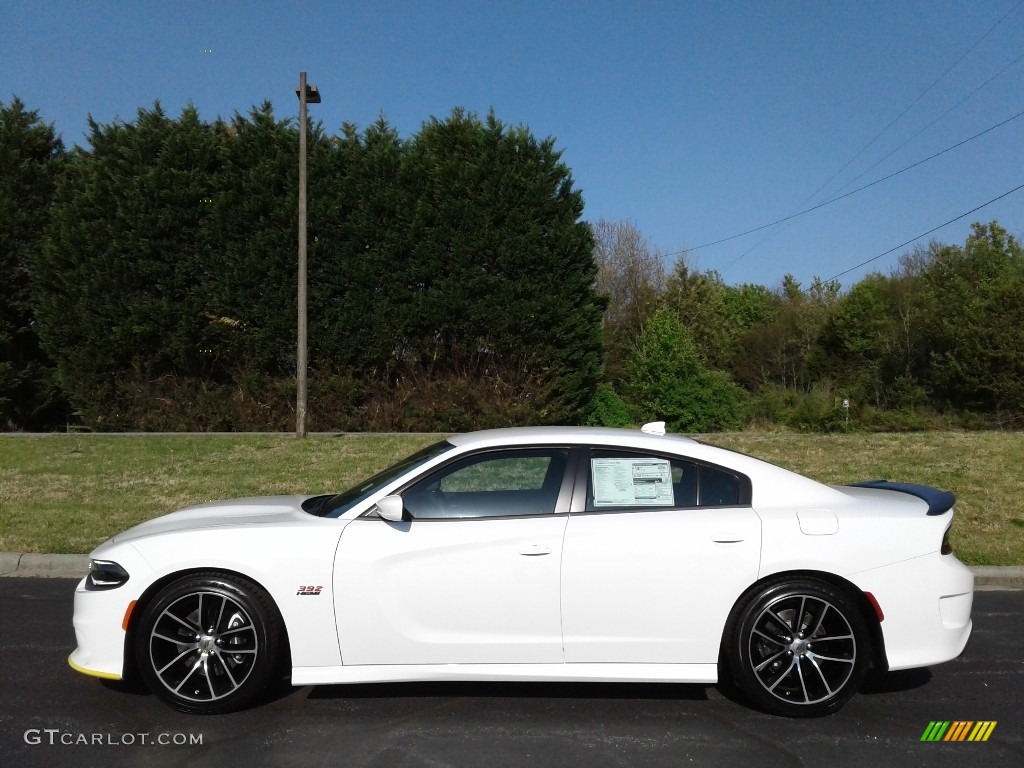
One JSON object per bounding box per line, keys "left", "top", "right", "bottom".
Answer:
{"left": 0, "top": 432, "right": 1021, "bottom": 564}
{"left": 709, "top": 432, "right": 1024, "bottom": 566}
{"left": 0, "top": 434, "right": 440, "bottom": 555}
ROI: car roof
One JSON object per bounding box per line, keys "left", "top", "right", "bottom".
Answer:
{"left": 446, "top": 426, "right": 700, "bottom": 450}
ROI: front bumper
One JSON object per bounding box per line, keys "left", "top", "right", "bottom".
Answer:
{"left": 69, "top": 574, "right": 137, "bottom": 680}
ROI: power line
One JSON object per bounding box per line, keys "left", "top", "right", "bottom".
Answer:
{"left": 800, "top": 0, "right": 1023, "bottom": 208}
{"left": 823, "top": 182, "right": 1024, "bottom": 283}
{"left": 828, "top": 48, "right": 1024, "bottom": 200}
{"left": 674, "top": 108, "right": 1024, "bottom": 254}
{"left": 686, "top": 1, "right": 1024, "bottom": 272}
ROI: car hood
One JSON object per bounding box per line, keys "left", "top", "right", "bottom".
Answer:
{"left": 110, "top": 495, "right": 314, "bottom": 544}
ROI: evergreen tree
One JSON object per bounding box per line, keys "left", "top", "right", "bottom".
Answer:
{"left": 35, "top": 103, "right": 223, "bottom": 426}
{"left": 310, "top": 116, "right": 408, "bottom": 373}
{"left": 371, "top": 109, "right": 604, "bottom": 422}
{"left": 0, "top": 97, "right": 67, "bottom": 429}
{"left": 32, "top": 103, "right": 604, "bottom": 429}
{"left": 203, "top": 104, "right": 303, "bottom": 376}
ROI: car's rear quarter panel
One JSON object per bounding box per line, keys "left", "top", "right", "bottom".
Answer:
{"left": 755, "top": 486, "right": 972, "bottom": 671}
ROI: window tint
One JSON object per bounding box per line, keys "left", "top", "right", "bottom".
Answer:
{"left": 699, "top": 465, "right": 741, "bottom": 506}
{"left": 439, "top": 456, "right": 552, "bottom": 493}
{"left": 672, "top": 461, "right": 698, "bottom": 507}
{"left": 403, "top": 449, "right": 568, "bottom": 519}
{"left": 587, "top": 449, "right": 743, "bottom": 511}
{"left": 322, "top": 440, "right": 454, "bottom": 517}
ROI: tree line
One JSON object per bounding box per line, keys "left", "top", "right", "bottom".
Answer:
{"left": 2, "top": 96, "right": 1021, "bottom": 431}
{"left": 591, "top": 218, "right": 1024, "bottom": 431}
{"left": 2, "top": 97, "right": 602, "bottom": 430}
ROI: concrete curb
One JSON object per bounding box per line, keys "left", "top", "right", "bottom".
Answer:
{"left": 0, "top": 552, "right": 23, "bottom": 575}
{"left": 970, "top": 566, "right": 1024, "bottom": 590}
{"left": 0, "top": 552, "right": 1022, "bottom": 588}
{"left": 0, "top": 553, "right": 92, "bottom": 579}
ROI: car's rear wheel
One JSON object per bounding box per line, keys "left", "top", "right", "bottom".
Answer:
{"left": 134, "top": 572, "right": 283, "bottom": 714}
{"left": 725, "top": 578, "right": 869, "bottom": 717}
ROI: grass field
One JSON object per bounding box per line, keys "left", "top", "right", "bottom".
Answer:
{"left": 1, "top": 431, "right": 1021, "bottom": 564}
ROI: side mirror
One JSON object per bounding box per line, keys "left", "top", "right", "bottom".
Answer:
{"left": 374, "top": 494, "right": 405, "bottom": 522}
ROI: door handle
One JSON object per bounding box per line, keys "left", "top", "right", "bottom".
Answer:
{"left": 712, "top": 532, "right": 744, "bottom": 543}
{"left": 518, "top": 545, "right": 551, "bottom": 556}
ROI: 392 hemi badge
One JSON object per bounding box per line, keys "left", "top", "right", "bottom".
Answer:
{"left": 296, "top": 585, "right": 323, "bottom": 596}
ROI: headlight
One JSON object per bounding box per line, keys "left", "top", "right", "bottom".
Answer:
{"left": 85, "top": 559, "right": 130, "bottom": 590}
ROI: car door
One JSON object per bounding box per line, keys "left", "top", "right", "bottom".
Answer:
{"left": 334, "top": 448, "right": 570, "bottom": 666}
{"left": 560, "top": 447, "right": 761, "bottom": 664}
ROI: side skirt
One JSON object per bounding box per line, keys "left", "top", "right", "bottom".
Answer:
{"left": 291, "top": 662, "right": 718, "bottom": 687}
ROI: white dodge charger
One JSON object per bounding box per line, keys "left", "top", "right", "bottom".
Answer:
{"left": 70, "top": 425, "right": 974, "bottom": 717}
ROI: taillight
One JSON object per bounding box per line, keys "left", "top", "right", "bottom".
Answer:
{"left": 941, "top": 525, "right": 953, "bottom": 555}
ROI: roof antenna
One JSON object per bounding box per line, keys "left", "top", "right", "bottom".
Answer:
{"left": 641, "top": 421, "right": 666, "bottom": 436}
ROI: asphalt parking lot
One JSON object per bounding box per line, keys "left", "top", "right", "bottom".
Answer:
{"left": 1, "top": 578, "right": 1020, "bottom": 768}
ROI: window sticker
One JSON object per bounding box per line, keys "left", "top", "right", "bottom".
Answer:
{"left": 592, "top": 458, "right": 673, "bottom": 507}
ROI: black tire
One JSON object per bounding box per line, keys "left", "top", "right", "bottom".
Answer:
{"left": 134, "top": 572, "right": 283, "bottom": 714}
{"left": 724, "top": 577, "right": 870, "bottom": 717}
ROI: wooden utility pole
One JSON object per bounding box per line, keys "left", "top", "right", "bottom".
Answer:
{"left": 296, "top": 71, "right": 320, "bottom": 437}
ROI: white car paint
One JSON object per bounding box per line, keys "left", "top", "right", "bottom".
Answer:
{"left": 560, "top": 505, "right": 761, "bottom": 664}
{"left": 334, "top": 514, "right": 567, "bottom": 665}
{"left": 69, "top": 426, "right": 974, "bottom": 716}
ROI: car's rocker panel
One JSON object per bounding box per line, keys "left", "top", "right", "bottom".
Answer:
{"left": 290, "top": 662, "right": 720, "bottom": 687}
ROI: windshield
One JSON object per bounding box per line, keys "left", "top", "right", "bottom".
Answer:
{"left": 317, "top": 440, "right": 455, "bottom": 518}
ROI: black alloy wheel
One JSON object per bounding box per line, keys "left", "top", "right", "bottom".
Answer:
{"left": 134, "top": 572, "right": 283, "bottom": 714}
{"left": 725, "top": 577, "right": 870, "bottom": 717}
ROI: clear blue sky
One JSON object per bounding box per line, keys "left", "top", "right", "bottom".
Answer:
{"left": 3, "top": 0, "right": 1021, "bottom": 289}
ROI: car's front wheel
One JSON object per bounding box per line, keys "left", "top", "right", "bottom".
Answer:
{"left": 134, "top": 572, "right": 283, "bottom": 714}
{"left": 725, "top": 577, "right": 870, "bottom": 717}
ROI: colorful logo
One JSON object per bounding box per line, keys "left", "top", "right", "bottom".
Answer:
{"left": 921, "top": 721, "right": 997, "bottom": 742}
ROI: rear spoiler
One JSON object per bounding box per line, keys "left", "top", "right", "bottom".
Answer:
{"left": 846, "top": 480, "right": 955, "bottom": 516}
